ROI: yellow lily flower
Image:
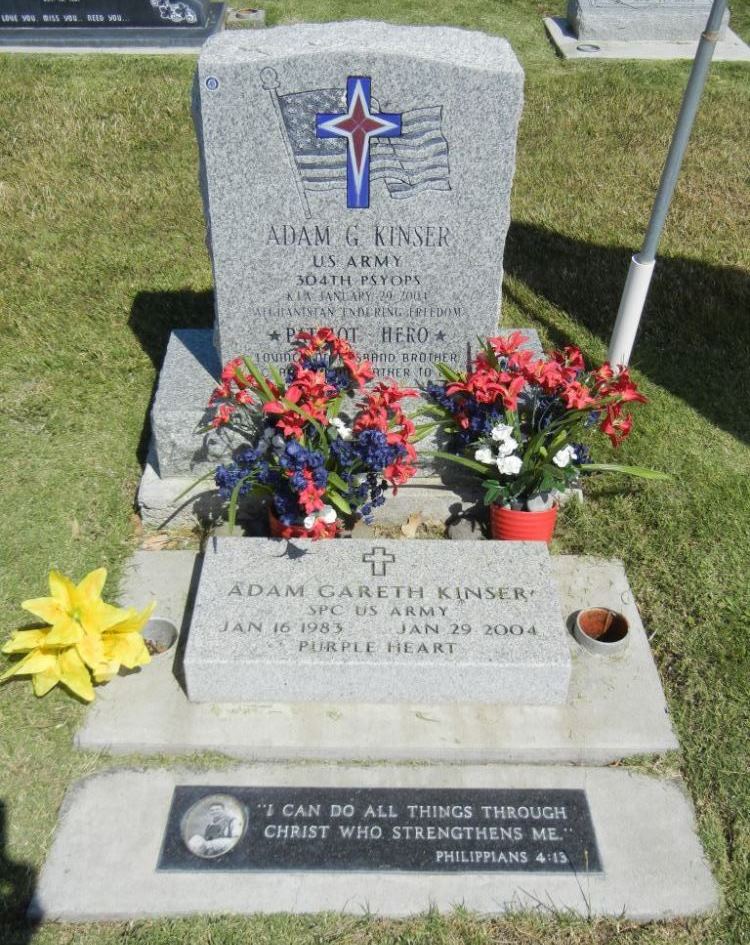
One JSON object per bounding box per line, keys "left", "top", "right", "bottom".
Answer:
{"left": 0, "top": 639, "right": 93, "bottom": 701}
{"left": 22, "top": 569, "right": 122, "bottom": 647}
{"left": 2, "top": 568, "right": 156, "bottom": 702}
{"left": 93, "top": 602, "right": 155, "bottom": 683}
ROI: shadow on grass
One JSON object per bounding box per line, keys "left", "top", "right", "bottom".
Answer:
{"left": 128, "top": 288, "right": 215, "bottom": 466}
{"left": 0, "top": 802, "right": 39, "bottom": 945}
{"left": 505, "top": 222, "right": 750, "bottom": 444}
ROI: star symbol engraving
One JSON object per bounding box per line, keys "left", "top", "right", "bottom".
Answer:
{"left": 269, "top": 330, "right": 280, "bottom": 341}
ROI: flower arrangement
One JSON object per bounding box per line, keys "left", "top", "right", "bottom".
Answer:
{"left": 1, "top": 569, "right": 155, "bottom": 702}
{"left": 423, "top": 332, "right": 665, "bottom": 510}
{"left": 207, "top": 328, "right": 418, "bottom": 536}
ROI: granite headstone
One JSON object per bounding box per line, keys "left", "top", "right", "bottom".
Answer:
{"left": 193, "top": 22, "right": 524, "bottom": 373}
{"left": 0, "top": 0, "right": 226, "bottom": 47}
{"left": 567, "top": 0, "right": 729, "bottom": 43}
{"left": 183, "top": 537, "right": 571, "bottom": 705}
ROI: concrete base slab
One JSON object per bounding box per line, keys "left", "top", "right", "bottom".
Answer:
{"left": 31, "top": 762, "right": 718, "bottom": 921}
{"left": 544, "top": 16, "right": 750, "bottom": 60}
{"left": 76, "top": 551, "right": 678, "bottom": 763}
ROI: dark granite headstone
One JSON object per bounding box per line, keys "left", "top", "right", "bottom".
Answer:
{"left": 0, "top": 0, "right": 226, "bottom": 47}
{"left": 158, "top": 786, "right": 602, "bottom": 873}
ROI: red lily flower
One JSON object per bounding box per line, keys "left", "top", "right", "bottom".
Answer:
{"left": 487, "top": 331, "right": 528, "bottom": 358}
{"left": 210, "top": 403, "right": 235, "bottom": 428}
{"left": 600, "top": 405, "right": 634, "bottom": 446}
{"left": 561, "top": 381, "right": 597, "bottom": 410}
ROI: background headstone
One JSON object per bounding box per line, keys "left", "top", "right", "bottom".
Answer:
{"left": 567, "top": 0, "right": 730, "bottom": 42}
{"left": 0, "top": 0, "right": 226, "bottom": 47}
{"left": 194, "top": 23, "right": 524, "bottom": 374}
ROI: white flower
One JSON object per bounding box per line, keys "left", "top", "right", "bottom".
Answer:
{"left": 318, "top": 505, "right": 337, "bottom": 525}
{"left": 552, "top": 445, "right": 577, "bottom": 468}
{"left": 491, "top": 422, "right": 515, "bottom": 442}
{"left": 474, "top": 446, "right": 495, "bottom": 465}
{"left": 330, "top": 417, "right": 353, "bottom": 441}
{"left": 496, "top": 435, "right": 518, "bottom": 457}
{"left": 303, "top": 505, "right": 338, "bottom": 531}
{"left": 497, "top": 454, "right": 523, "bottom": 476}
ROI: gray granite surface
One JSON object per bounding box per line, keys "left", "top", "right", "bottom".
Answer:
{"left": 150, "top": 329, "right": 236, "bottom": 478}
{"left": 567, "top": 0, "right": 729, "bottom": 42}
{"left": 193, "top": 22, "right": 524, "bottom": 368}
{"left": 183, "top": 537, "right": 571, "bottom": 705}
{"left": 31, "top": 762, "right": 718, "bottom": 920}
{"left": 78, "top": 551, "right": 678, "bottom": 762}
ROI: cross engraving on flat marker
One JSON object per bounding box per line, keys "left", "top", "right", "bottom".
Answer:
{"left": 362, "top": 546, "right": 396, "bottom": 578}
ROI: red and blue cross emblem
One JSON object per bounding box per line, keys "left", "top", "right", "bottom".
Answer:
{"left": 316, "top": 76, "right": 402, "bottom": 209}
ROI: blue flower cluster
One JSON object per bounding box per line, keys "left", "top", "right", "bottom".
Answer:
{"left": 329, "top": 430, "right": 399, "bottom": 522}
{"left": 571, "top": 443, "right": 591, "bottom": 465}
{"left": 214, "top": 424, "right": 404, "bottom": 528}
{"left": 215, "top": 447, "right": 277, "bottom": 500}
{"left": 215, "top": 439, "right": 331, "bottom": 526}
{"left": 279, "top": 440, "right": 328, "bottom": 492}
{"left": 425, "top": 382, "right": 505, "bottom": 447}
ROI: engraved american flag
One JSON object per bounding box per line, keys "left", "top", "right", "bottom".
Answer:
{"left": 278, "top": 88, "right": 451, "bottom": 200}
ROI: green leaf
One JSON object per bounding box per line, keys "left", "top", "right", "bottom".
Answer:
{"left": 268, "top": 364, "right": 285, "bottom": 389}
{"left": 411, "top": 422, "right": 439, "bottom": 443}
{"left": 327, "top": 393, "right": 347, "bottom": 419}
{"left": 226, "top": 479, "right": 243, "bottom": 534}
{"left": 327, "top": 471, "right": 349, "bottom": 492}
{"left": 242, "top": 357, "right": 276, "bottom": 402}
{"left": 326, "top": 490, "right": 352, "bottom": 516}
{"left": 411, "top": 404, "right": 447, "bottom": 419}
{"left": 435, "top": 363, "right": 462, "bottom": 382}
{"left": 579, "top": 463, "right": 671, "bottom": 481}
{"left": 428, "top": 451, "right": 492, "bottom": 475}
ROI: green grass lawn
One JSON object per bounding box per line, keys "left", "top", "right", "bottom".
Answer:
{"left": 1, "top": 1, "right": 749, "bottom": 943}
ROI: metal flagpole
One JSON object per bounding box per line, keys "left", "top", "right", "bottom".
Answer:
{"left": 607, "top": 0, "right": 728, "bottom": 368}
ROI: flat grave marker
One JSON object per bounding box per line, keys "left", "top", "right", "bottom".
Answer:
{"left": 183, "top": 537, "right": 571, "bottom": 705}
{"left": 30, "top": 763, "right": 719, "bottom": 920}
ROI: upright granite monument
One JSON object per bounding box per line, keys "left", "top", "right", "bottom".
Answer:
{"left": 193, "top": 22, "right": 524, "bottom": 368}
{"left": 143, "top": 21, "right": 527, "bottom": 519}
{"left": 567, "top": 0, "right": 729, "bottom": 43}
{"left": 0, "top": 0, "right": 226, "bottom": 47}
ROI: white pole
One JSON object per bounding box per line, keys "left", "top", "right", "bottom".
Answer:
{"left": 606, "top": 0, "right": 727, "bottom": 368}
{"left": 607, "top": 255, "right": 656, "bottom": 369}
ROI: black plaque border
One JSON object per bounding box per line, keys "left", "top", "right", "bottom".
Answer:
{"left": 157, "top": 785, "right": 603, "bottom": 875}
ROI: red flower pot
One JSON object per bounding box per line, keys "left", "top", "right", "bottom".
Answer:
{"left": 489, "top": 504, "right": 558, "bottom": 544}
{"left": 268, "top": 508, "right": 339, "bottom": 540}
